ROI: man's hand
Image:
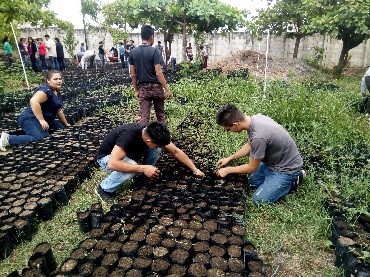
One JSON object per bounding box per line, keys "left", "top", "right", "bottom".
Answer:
{"left": 143, "top": 165, "right": 160, "bottom": 179}
{"left": 39, "top": 119, "right": 49, "bottom": 130}
{"left": 216, "top": 167, "right": 230, "bottom": 178}
{"left": 193, "top": 169, "right": 205, "bottom": 177}
{"left": 65, "top": 123, "right": 71, "bottom": 127}
{"left": 216, "top": 157, "right": 230, "bottom": 168}
{"left": 164, "top": 89, "right": 172, "bottom": 99}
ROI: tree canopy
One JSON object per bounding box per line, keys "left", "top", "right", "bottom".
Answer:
{"left": 255, "top": 0, "right": 314, "bottom": 58}
{"left": 302, "top": 0, "right": 370, "bottom": 74}
{"left": 102, "top": 0, "right": 244, "bottom": 59}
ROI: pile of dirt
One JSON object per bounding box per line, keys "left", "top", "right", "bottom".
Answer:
{"left": 209, "top": 50, "right": 314, "bottom": 79}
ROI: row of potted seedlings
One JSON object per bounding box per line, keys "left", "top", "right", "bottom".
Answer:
{"left": 327, "top": 199, "right": 370, "bottom": 276}
{"left": 0, "top": 116, "right": 114, "bottom": 260}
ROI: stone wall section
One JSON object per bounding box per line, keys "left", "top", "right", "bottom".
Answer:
{"left": 19, "top": 28, "right": 370, "bottom": 68}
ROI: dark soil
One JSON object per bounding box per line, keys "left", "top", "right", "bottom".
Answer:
{"left": 189, "top": 220, "right": 203, "bottom": 230}
{"left": 228, "top": 245, "right": 242, "bottom": 258}
{"left": 106, "top": 241, "right": 122, "bottom": 253}
{"left": 228, "top": 235, "right": 243, "bottom": 245}
{"left": 92, "top": 266, "right": 108, "bottom": 277}
{"left": 146, "top": 233, "right": 161, "bottom": 246}
{"left": 137, "top": 245, "right": 153, "bottom": 258}
{"left": 181, "top": 228, "right": 196, "bottom": 240}
{"left": 196, "top": 229, "right": 211, "bottom": 241}
{"left": 125, "top": 269, "right": 143, "bottom": 276}
{"left": 130, "top": 231, "right": 146, "bottom": 243}
{"left": 193, "top": 253, "right": 210, "bottom": 265}
{"left": 207, "top": 268, "right": 226, "bottom": 276}
{"left": 153, "top": 246, "right": 169, "bottom": 259}
{"left": 70, "top": 248, "right": 87, "bottom": 262}
{"left": 166, "top": 227, "right": 181, "bottom": 238}
{"left": 228, "top": 258, "right": 245, "bottom": 273}
{"left": 170, "top": 248, "right": 189, "bottom": 265}
{"left": 176, "top": 239, "right": 192, "bottom": 251}
{"left": 121, "top": 241, "right": 139, "bottom": 257}
{"left": 95, "top": 239, "right": 110, "bottom": 251}
{"left": 188, "top": 262, "right": 207, "bottom": 277}
{"left": 161, "top": 238, "right": 176, "bottom": 250}
{"left": 193, "top": 242, "right": 210, "bottom": 253}
{"left": 211, "top": 233, "right": 228, "bottom": 245}
{"left": 79, "top": 239, "right": 96, "bottom": 251}
{"left": 151, "top": 258, "right": 170, "bottom": 274}
{"left": 118, "top": 256, "right": 133, "bottom": 271}
{"left": 79, "top": 262, "right": 94, "bottom": 276}
{"left": 210, "top": 256, "right": 228, "bottom": 271}
{"left": 232, "top": 225, "right": 245, "bottom": 236}
{"left": 209, "top": 245, "right": 226, "bottom": 257}
{"left": 132, "top": 257, "right": 152, "bottom": 273}
{"left": 203, "top": 219, "right": 217, "bottom": 233}
{"left": 101, "top": 253, "right": 118, "bottom": 268}
{"left": 248, "top": 260, "right": 263, "bottom": 272}
{"left": 169, "top": 264, "right": 186, "bottom": 276}
{"left": 174, "top": 220, "right": 188, "bottom": 229}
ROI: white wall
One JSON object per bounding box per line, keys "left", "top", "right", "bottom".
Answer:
{"left": 19, "top": 28, "right": 370, "bottom": 68}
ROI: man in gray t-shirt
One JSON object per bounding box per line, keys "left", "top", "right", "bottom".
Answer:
{"left": 216, "top": 104, "right": 303, "bottom": 204}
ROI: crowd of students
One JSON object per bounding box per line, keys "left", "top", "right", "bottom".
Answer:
{"left": 2, "top": 34, "right": 66, "bottom": 72}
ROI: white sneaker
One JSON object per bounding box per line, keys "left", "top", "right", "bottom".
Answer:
{"left": 0, "top": 132, "right": 10, "bottom": 151}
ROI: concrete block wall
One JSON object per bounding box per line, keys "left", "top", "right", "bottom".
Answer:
{"left": 20, "top": 27, "right": 370, "bottom": 68}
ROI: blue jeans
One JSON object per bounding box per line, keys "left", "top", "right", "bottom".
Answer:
{"left": 99, "top": 54, "right": 105, "bottom": 67}
{"left": 250, "top": 163, "right": 301, "bottom": 204}
{"left": 97, "top": 148, "right": 162, "bottom": 193}
{"left": 39, "top": 55, "right": 47, "bottom": 71}
{"left": 8, "top": 114, "right": 64, "bottom": 145}
{"left": 48, "top": 56, "right": 56, "bottom": 69}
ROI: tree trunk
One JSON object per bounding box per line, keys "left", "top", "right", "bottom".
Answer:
{"left": 293, "top": 36, "right": 301, "bottom": 58}
{"left": 82, "top": 14, "right": 88, "bottom": 50}
{"left": 334, "top": 39, "right": 350, "bottom": 75}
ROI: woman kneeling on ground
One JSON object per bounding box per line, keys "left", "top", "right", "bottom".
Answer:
{"left": 0, "top": 70, "right": 70, "bottom": 151}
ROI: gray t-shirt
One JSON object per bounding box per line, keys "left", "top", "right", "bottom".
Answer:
{"left": 129, "top": 45, "right": 163, "bottom": 85}
{"left": 248, "top": 115, "right": 303, "bottom": 173}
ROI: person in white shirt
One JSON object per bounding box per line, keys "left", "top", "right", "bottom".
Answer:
{"left": 360, "top": 67, "right": 370, "bottom": 117}
{"left": 80, "top": 50, "right": 95, "bottom": 69}
{"left": 200, "top": 45, "right": 208, "bottom": 69}
{"left": 44, "top": 34, "right": 58, "bottom": 70}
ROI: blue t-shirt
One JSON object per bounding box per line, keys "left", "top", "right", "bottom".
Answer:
{"left": 22, "top": 84, "right": 63, "bottom": 123}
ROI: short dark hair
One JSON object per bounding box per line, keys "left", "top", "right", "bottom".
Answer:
{"left": 2, "top": 36, "right": 9, "bottom": 44}
{"left": 216, "top": 104, "right": 245, "bottom": 126}
{"left": 45, "top": 34, "right": 50, "bottom": 38}
{"left": 54, "top": 37, "right": 60, "bottom": 43}
{"left": 145, "top": 122, "right": 171, "bottom": 146}
{"left": 158, "top": 41, "right": 161, "bottom": 44}
{"left": 141, "top": 25, "right": 154, "bottom": 40}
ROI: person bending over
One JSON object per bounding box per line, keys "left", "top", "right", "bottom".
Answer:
{"left": 215, "top": 104, "right": 304, "bottom": 205}
{"left": 95, "top": 122, "right": 205, "bottom": 203}
{"left": 0, "top": 70, "right": 70, "bottom": 151}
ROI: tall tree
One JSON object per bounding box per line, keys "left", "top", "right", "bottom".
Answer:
{"left": 0, "top": 0, "right": 57, "bottom": 40}
{"left": 303, "top": 0, "right": 370, "bottom": 74}
{"left": 102, "top": 0, "right": 244, "bottom": 60}
{"left": 255, "top": 0, "right": 314, "bottom": 58}
{"left": 81, "top": 0, "right": 100, "bottom": 50}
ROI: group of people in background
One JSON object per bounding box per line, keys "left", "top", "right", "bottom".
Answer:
{"left": 2, "top": 35, "right": 66, "bottom": 72}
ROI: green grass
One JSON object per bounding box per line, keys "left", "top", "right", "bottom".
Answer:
{"left": 1, "top": 70, "right": 369, "bottom": 276}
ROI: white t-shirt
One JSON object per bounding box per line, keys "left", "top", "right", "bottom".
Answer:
{"left": 45, "top": 39, "right": 56, "bottom": 57}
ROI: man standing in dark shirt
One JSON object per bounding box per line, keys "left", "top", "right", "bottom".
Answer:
{"left": 95, "top": 122, "right": 205, "bottom": 203}
{"left": 129, "top": 25, "right": 171, "bottom": 123}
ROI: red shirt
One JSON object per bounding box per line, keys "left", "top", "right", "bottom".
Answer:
{"left": 38, "top": 43, "right": 47, "bottom": 55}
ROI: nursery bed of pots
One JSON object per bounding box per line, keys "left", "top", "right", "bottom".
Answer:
{"left": 0, "top": 63, "right": 179, "bottom": 114}
{"left": 14, "top": 143, "right": 265, "bottom": 277}
{"left": 0, "top": 116, "right": 114, "bottom": 260}
{"left": 326, "top": 200, "right": 370, "bottom": 276}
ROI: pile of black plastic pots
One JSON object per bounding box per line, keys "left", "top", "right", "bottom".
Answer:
{"left": 0, "top": 116, "right": 113, "bottom": 259}
{"left": 327, "top": 200, "right": 370, "bottom": 276}
{"left": 42, "top": 139, "right": 265, "bottom": 277}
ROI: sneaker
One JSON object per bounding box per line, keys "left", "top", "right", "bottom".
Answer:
{"left": 296, "top": 169, "right": 306, "bottom": 186}
{"left": 0, "top": 132, "right": 10, "bottom": 151}
{"left": 95, "top": 185, "right": 116, "bottom": 204}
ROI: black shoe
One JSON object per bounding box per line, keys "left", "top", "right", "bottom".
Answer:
{"left": 95, "top": 185, "right": 116, "bottom": 203}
